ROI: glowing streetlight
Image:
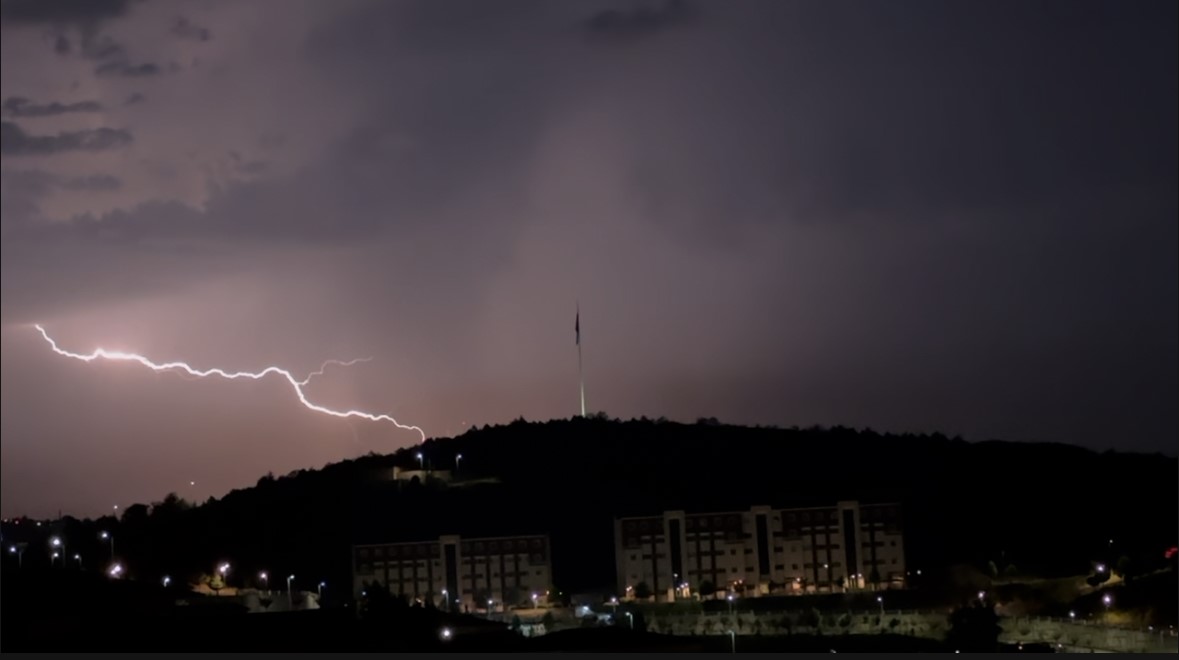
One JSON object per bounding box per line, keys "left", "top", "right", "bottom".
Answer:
{"left": 1102, "top": 594, "right": 1112, "bottom": 609}
{"left": 108, "top": 563, "right": 123, "bottom": 578}
{"left": 439, "top": 627, "right": 453, "bottom": 641}
{"left": 487, "top": 598, "right": 494, "bottom": 614}
{"left": 49, "top": 537, "right": 64, "bottom": 566}
{"left": 455, "top": 453, "right": 463, "bottom": 472}
{"left": 73, "top": 553, "right": 82, "bottom": 567}
{"left": 531, "top": 592, "right": 539, "bottom": 609}
{"left": 727, "top": 629, "right": 736, "bottom": 654}
{"left": 978, "top": 590, "right": 986, "bottom": 603}
{"left": 287, "top": 574, "right": 296, "bottom": 606}
{"left": 1069, "top": 610, "right": 1076, "bottom": 620}
{"left": 260, "top": 571, "right": 269, "bottom": 591}
{"left": 163, "top": 575, "right": 172, "bottom": 587}
{"left": 624, "top": 611, "right": 634, "bottom": 629}
{"left": 415, "top": 452, "right": 424, "bottom": 469}
{"left": 442, "top": 588, "right": 450, "bottom": 611}
{"left": 9, "top": 543, "right": 26, "bottom": 568}
{"left": 318, "top": 581, "right": 326, "bottom": 598}
{"left": 1096, "top": 563, "right": 1106, "bottom": 574}
{"left": 727, "top": 593, "right": 735, "bottom": 614}
{"left": 876, "top": 595, "right": 884, "bottom": 615}
{"left": 99, "top": 531, "right": 114, "bottom": 561}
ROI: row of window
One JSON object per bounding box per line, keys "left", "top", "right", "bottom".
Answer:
{"left": 357, "top": 565, "right": 546, "bottom": 579}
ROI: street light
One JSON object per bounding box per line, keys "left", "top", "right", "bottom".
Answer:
{"left": 163, "top": 575, "right": 172, "bottom": 588}
{"left": 877, "top": 595, "right": 884, "bottom": 616}
{"left": 99, "top": 531, "right": 114, "bottom": 561}
{"left": 109, "top": 563, "right": 123, "bottom": 578}
{"left": 624, "top": 612, "right": 634, "bottom": 629}
{"left": 531, "top": 593, "right": 539, "bottom": 609}
{"left": 727, "top": 629, "right": 736, "bottom": 654}
{"left": 416, "top": 452, "right": 424, "bottom": 469}
{"left": 455, "top": 453, "right": 463, "bottom": 472}
{"left": 73, "top": 553, "right": 82, "bottom": 568}
{"left": 442, "top": 589, "right": 449, "bottom": 611}
{"left": 1096, "top": 563, "right": 1106, "bottom": 574}
{"left": 318, "top": 581, "right": 326, "bottom": 598}
{"left": 49, "top": 537, "right": 64, "bottom": 566}
{"left": 1069, "top": 610, "right": 1076, "bottom": 620}
{"left": 287, "top": 574, "right": 296, "bottom": 606}
{"left": 1102, "top": 594, "right": 1112, "bottom": 609}
{"left": 9, "top": 543, "right": 26, "bottom": 568}
{"left": 727, "top": 593, "right": 735, "bottom": 614}
{"left": 439, "top": 627, "right": 453, "bottom": 642}
{"left": 260, "top": 571, "right": 269, "bottom": 591}
{"left": 978, "top": 590, "right": 986, "bottom": 604}
{"left": 487, "top": 598, "right": 494, "bottom": 614}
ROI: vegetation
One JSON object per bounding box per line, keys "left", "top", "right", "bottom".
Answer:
{"left": 2, "top": 417, "right": 1174, "bottom": 605}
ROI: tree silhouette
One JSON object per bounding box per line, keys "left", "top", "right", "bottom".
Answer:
{"left": 698, "top": 579, "right": 716, "bottom": 598}
{"left": 946, "top": 602, "right": 1001, "bottom": 652}
{"left": 634, "top": 581, "right": 653, "bottom": 600}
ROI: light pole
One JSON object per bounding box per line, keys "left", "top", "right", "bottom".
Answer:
{"left": 487, "top": 598, "right": 494, "bottom": 616}
{"left": 318, "top": 581, "right": 326, "bottom": 599}
{"left": 442, "top": 589, "right": 449, "bottom": 612}
{"left": 1069, "top": 610, "right": 1076, "bottom": 621}
{"left": 727, "top": 629, "right": 736, "bottom": 654}
{"left": 108, "top": 563, "right": 123, "bottom": 578}
{"left": 1102, "top": 594, "right": 1112, "bottom": 611}
{"left": 260, "top": 571, "right": 269, "bottom": 592}
{"left": 9, "top": 543, "right": 27, "bottom": 568}
{"left": 163, "top": 575, "right": 172, "bottom": 588}
{"left": 727, "top": 593, "right": 735, "bottom": 614}
{"left": 416, "top": 452, "right": 424, "bottom": 470}
{"left": 287, "top": 574, "right": 295, "bottom": 607}
{"left": 99, "top": 531, "right": 114, "bottom": 561}
{"left": 73, "top": 553, "right": 82, "bottom": 568}
{"left": 624, "top": 612, "right": 634, "bottom": 629}
{"left": 50, "top": 537, "right": 63, "bottom": 566}
{"left": 455, "top": 453, "right": 463, "bottom": 473}
{"left": 532, "top": 593, "right": 540, "bottom": 610}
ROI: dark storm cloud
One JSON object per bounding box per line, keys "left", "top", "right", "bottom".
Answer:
{"left": 171, "top": 16, "right": 210, "bottom": 41}
{"left": 1, "top": 0, "right": 1177, "bottom": 519}
{"left": 583, "top": 0, "right": 697, "bottom": 39}
{"left": 0, "top": 0, "right": 130, "bottom": 26}
{"left": 1, "top": 121, "right": 132, "bottom": 156}
{"left": 3, "top": 96, "right": 102, "bottom": 117}
{"left": 60, "top": 173, "right": 121, "bottom": 191}
{"left": 94, "top": 59, "right": 160, "bottom": 77}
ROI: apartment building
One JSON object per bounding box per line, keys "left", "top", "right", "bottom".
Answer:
{"left": 353, "top": 533, "right": 552, "bottom": 610}
{"left": 614, "top": 501, "right": 904, "bottom": 600}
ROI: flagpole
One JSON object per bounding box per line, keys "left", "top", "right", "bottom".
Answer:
{"left": 579, "top": 337, "right": 586, "bottom": 418}
{"left": 577, "top": 304, "right": 586, "bottom": 418}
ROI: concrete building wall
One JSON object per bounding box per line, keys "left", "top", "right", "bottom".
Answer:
{"left": 353, "top": 533, "right": 551, "bottom": 611}
{"left": 616, "top": 501, "right": 905, "bottom": 600}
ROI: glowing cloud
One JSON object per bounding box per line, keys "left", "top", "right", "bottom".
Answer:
{"left": 33, "top": 324, "right": 425, "bottom": 442}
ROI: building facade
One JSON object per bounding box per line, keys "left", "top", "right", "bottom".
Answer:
{"left": 614, "top": 501, "right": 905, "bottom": 601}
{"left": 353, "top": 533, "right": 552, "bottom": 611}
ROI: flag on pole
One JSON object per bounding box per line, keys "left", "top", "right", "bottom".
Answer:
{"left": 575, "top": 308, "right": 580, "bottom": 345}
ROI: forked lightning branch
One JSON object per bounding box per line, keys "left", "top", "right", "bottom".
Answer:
{"left": 32, "top": 324, "right": 425, "bottom": 442}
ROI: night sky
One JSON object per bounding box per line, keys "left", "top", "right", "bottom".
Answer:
{"left": 1, "top": 0, "right": 1176, "bottom": 518}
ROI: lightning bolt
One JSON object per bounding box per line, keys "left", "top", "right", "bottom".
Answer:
{"left": 296, "top": 357, "right": 373, "bottom": 386}
{"left": 32, "top": 324, "right": 425, "bottom": 442}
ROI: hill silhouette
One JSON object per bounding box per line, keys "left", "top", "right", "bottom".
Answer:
{"left": 5, "top": 417, "right": 1175, "bottom": 599}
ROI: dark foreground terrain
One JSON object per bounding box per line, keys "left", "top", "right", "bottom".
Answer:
{"left": 2, "top": 570, "right": 1053, "bottom": 652}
